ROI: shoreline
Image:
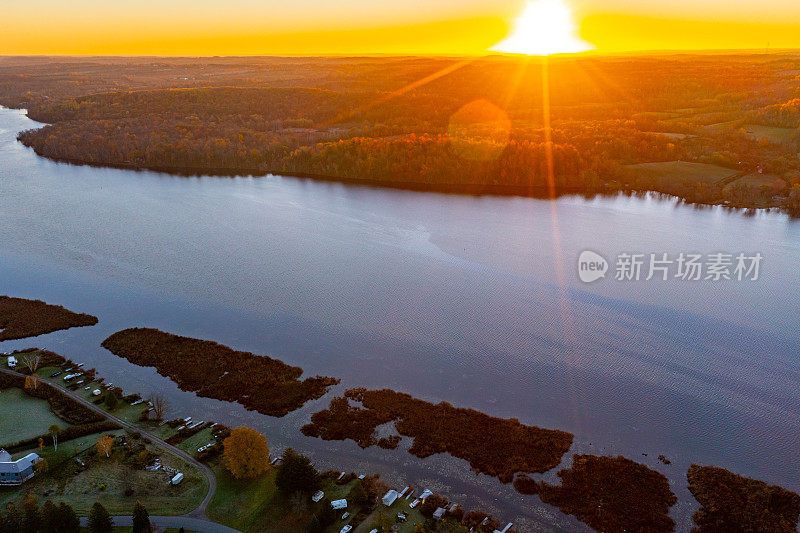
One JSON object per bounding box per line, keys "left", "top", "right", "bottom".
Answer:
{"left": 2, "top": 104, "right": 788, "bottom": 214}
{"left": 18, "top": 139, "right": 793, "bottom": 215}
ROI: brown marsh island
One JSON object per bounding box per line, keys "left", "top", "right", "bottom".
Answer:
{"left": 101, "top": 327, "right": 339, "bottom": 417}
{"left": 0, "top": 295, "right": 98, "bottom": 341}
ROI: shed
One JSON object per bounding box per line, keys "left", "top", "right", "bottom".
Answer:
{"left": 382, "top": 489, "right": 399, "bottom": 506}
{"left": 171, "top": 473, "right": 184, "bottom": 485}
{"left": 433, "top": 507, "right": 446, "bottom": 520}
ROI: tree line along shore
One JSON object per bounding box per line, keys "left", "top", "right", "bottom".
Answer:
{"left": 2, "top": 55, "right": 800, "bottom": 213}
{"left": 2, "top": 294, "right": 800, "bottom": 532}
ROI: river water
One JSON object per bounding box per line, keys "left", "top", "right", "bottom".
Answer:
{"left": 1, "top": 106, "right": 799, "bottom": 531}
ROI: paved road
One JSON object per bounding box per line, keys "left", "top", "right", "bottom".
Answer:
{"left": 79, "top": 515, "right": 241, "bottom": 533}
{"left": 0, "top": 366, "right": 238, "bottom": 531}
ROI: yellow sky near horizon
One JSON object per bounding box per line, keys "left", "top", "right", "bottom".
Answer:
{"left": 3, "top": 0, "right": 800, "bottom": 55}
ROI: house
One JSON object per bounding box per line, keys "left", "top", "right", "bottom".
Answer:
{"left": 171, "top": 473, "right": 184, "bottom": 485}
{"left": 312, "top": 490, "right": 325, "bottom": 503}
{"left": 432, "top": 507, "right": 446, "bottom": 520}
{"left": 0, "top": 450, "right": 41, "bottom": 485}
{"left": 7, "top": 356, "right": 16, "bottom": 368}
{"left": 331, "top": 499, "right": 348, "bottom": 510}
{"left": 382, "top": 489, "right": 399, "bottom": 506}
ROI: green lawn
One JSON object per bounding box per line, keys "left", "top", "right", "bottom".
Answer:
{"left": 207, "top": 464, "right": 280, "bottom": 532}
{"left": 177, "top": 427, "right": 216, "bottom": 455}
{"left": 0, "top": 387, "right": 70, "bottom": 446}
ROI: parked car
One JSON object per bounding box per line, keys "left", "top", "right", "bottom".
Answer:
{"left": 341, "top": 512, "right": 350, "bottom": 520}
{"left": 340, "top": 526, "right": 352, "bottom": 533}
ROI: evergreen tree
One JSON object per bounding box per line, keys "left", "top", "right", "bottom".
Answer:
{"left": 275, "top": 448, "right": 319, "bottom": 496}
{"left": 41, "top": 501, "right": 59, "bottom": 532}
{"left": 132, "top": 501, "right": 152, "bottom": 533}
{"left": 87, "top": 502, "right": 113, "bottom": 533}
{"left": 57, "top": 502, "right": 80, "bottom": 533}
{"left": 348, "top": 480, "right": 368, "bottom": 507}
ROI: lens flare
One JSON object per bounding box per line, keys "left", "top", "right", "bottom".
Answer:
{"left": 447, "top": 99, "right": 511, "bottom": 162}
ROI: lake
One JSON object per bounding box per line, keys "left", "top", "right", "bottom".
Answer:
{"left": 1, "top": 105, "right": 799, "bottom": 531}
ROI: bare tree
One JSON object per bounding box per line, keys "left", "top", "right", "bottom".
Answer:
{"left": 149, "top": 393, "right": 167, "bottom": 421}
{"left": 19, "top": 352, "right": 41, "bottom": 374}
{"left": 49, "top": 424, "right": 61, "bottom": 451}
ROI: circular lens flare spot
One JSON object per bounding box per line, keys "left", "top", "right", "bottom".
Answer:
{"left": 448, "top": 99, "right": 511, "bottom": 162}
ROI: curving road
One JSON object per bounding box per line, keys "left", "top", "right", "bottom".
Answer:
{"left": 0, "top": 366, "right": 239, "bottom": 532}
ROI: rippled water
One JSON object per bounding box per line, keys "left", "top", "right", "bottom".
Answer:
{"left": 1, "top": 106, "right": 799, "bottom": 530}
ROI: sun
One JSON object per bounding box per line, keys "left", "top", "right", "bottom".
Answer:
{"left": 491, "top": 0, "right": 593, "bottom": 55}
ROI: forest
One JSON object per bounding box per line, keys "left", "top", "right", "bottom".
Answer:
{"left": 2, "top": 54, "right": 800, "bottom": 209}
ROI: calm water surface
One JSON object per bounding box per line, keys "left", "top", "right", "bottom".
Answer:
{"left": 1, "top": 106, "right": 799, "bottom": 531}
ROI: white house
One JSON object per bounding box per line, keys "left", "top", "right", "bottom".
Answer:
{"left": 0, "top": 450, "right": 41, "bottom": 485}
{"left": 331, "top": 499, "right": 348, "bottom": 510}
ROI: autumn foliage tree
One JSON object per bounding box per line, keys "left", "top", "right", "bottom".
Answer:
{"left": 223, "top": 427, "right": 270, "bottom": 479}
{"left": 96, "top": 435, "right": 114, "bottom": 458}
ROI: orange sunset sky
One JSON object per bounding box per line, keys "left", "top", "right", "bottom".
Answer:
{"left": 3, "top": 0, "right": 800, "bottom": 55}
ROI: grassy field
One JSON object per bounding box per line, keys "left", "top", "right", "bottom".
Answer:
{"left": 743, "top": 124, "right": 799, "bottom": 146}
{"left": 625, "top": 161, "right": 740, "bottom": 189}
{"left": 207, "top": 465, "right": 281, "bottom": 532}
{"left": 176, "top": 427, "right": 216, "bottom": 455}
{"left": 0, "top": 387, "right": 69, "bottom": 446}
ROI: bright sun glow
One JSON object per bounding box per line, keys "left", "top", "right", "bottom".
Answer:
{"left": 491, "top": 0, "right": 593, "bottom": 55}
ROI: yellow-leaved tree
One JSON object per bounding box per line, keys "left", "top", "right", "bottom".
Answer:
{"left": 96, "top": 435, "right": 114, "bottom": 458}
{"left": 223, "top": 427, "right": 270, "bottom": 479}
